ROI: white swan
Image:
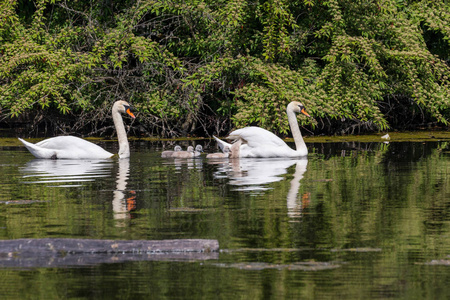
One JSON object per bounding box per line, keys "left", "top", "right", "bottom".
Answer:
{"left": 214, "top": 101, "right": 310, "bottom": 158}
{"left": 18, "top": 100, "right": 135, "bottom": 159}
{"left": 161, "top": 145, "right": 182, "bottom": 158}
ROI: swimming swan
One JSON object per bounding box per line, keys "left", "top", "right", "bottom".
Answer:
{"left": 194, "top": 145, "right": 203, "bottom": 157}
{"left": 18, "top": 100, "right": 135, "bottom": 159}
{"left": 214, "top": 101, "right": 310, "bottom": 158}
{"left": 161, "top": 145, "right": 182, "bottom": 158}
{"left": 206, "top": 146, "right": 230, "bottom": 159}
{"left": 171, "top": 145, "right": 203, "bottom": 158}
{"left": 170, "top": 146, "right": 195, "bottom": 158}
{"left": 206, "top": 140, "right": 242, "bottom": 159}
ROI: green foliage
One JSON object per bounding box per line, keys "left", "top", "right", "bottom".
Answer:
{"left": 0, "top": 0, "right": 449, "bottom": 137}
{"left": 0, "top": 2, "right": 85, "bottom": 116}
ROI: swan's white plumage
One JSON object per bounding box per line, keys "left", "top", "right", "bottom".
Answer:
{"left": 19, "top": 100, "right": 135, "bottom": 159}
{"left": 228, "top": 127, "right": 302, "bottom": 157}
{"left": 213, "top": 101, "right": 310, "bottom": 158}
{"left": 18, "top": 136, "right": 113, "bottom": 159}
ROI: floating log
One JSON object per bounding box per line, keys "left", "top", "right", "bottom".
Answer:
{"left": 0, "top": 238, "right": 219, "bottom": 268}
{"left": 0, "top": 238, "right": 219, "bottom": 255}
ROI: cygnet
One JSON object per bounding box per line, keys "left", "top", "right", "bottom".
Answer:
{"left": 161, "top": 145, "right": 182, "bottom": 158}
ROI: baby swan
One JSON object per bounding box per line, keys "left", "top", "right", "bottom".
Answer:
{"left": 161, "top": 145, "right": 182, "bottom": 158}
{"left": 206, "top": 146, "right": 230, "bottom": 159}
{"left": 170, "top": 146, "right": 194, "bottom": 158}
{"left": 194, "top": 145, "right": 203, "bottom": 157}
{"left": 171, "top": 145, "right": 203, "bottom": 158}
{"left": 206, "top": 139, "right": 241, "bottom": 159}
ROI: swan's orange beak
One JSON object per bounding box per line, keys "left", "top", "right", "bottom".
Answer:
{"left": 126, "top": 108, "right": 136, "bottom": 119}
{"left": 301, "top": 108, "right": 311, "bottom": 117}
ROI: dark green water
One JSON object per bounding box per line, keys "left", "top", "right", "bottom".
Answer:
{"left": 0, "top": 139, "right": 449, "bottom": 299}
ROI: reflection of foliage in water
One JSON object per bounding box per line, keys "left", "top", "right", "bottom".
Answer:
{"left": 0, "top": 141, "right": 449, "bottom": 299}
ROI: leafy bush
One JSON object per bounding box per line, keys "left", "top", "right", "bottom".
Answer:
{"left": 1, "top": 0, "right": 449, "bottom": 137}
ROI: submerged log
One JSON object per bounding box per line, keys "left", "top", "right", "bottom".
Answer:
{"left": 0, "top": 238, "right": 219, "bottom": 268}
{"left": 211, "top": 261, "right": 341, "bottom": 271}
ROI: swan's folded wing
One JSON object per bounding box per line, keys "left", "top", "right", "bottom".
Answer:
{"left": 18, "top": 138, "right": 57, "bottom": 159}
{"left": 36, "top": 136, "right": 92, "bottom": 149}
{"left": 228, "top": 127, "right": 286, "bottom": 148}
{"left": 24, "top": 136, "right": 113, "bottom": 159}
{"left": 213, "top": 135, "right": 232, "bottom": 152}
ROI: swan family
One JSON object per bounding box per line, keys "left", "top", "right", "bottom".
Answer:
{"left": 19, "top": 101, "right": 310, "bottom": 159}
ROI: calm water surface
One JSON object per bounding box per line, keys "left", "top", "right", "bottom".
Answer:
{"left": 0, "top": 139, "right": 449, "bottom": 299}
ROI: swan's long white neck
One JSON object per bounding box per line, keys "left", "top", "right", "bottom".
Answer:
{"left": 287, "top": 107, "right": 307, "bottom": 155}
{"left": 112, "top": 106, "right": 130, "bottom": 158}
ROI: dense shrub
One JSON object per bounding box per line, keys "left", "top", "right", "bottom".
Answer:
{"left": 1, "top": 0, "right": 449, "bottom": 137}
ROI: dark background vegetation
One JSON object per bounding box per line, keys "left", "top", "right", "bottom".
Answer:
{"left": 1, "top": 0, "right": 449, "bottom": 138}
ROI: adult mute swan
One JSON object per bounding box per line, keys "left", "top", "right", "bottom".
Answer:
{"left": 214, "top": 101, "right": 310, "bottom": 158}
{"left": 18, "top": 100, "right": 135, "bottom": 159}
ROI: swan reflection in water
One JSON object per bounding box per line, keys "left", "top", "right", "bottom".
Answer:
{"left": 113, "top": 158, "right": 137, "bottom": 226}
{"left": 20, "top": 158, "right": 136, "bottom": 226}
{"left": 162, "top": 157, "right": 204, "bottom": 172}
{"left": 209, "top": 158, "right": 309, "bottom": 219}
{"left": 21, "top": 159, "right": 113, "bottom": 187}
